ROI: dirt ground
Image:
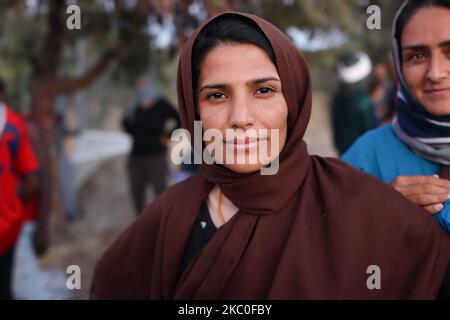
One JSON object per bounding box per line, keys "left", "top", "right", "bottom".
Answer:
{"left": 39, "top": 155, "right": 135, "bottom": 299}
{"left": 35, "top": 91, "right": 337, "bottom": 300}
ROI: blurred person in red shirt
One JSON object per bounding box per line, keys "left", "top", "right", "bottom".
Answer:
{"left": 0, "top": 79, "right": 42, "bottom": 300}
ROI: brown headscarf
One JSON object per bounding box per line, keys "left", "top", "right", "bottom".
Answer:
{"left": 91, "top": 12, "right": 450, "bottom": 299}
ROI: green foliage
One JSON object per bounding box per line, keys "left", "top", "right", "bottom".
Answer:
{"left": 231, "top": 0, "right": 405, "bottom": 90}
{"left": 0, "top": 0, "right": 407, "bottom": 104}
{"left": 0, "top": 5, "right": 45, "bottom": 106}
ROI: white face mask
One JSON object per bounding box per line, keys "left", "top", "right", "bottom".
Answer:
{"left": 0, "top": 102, "right": 6, "bottom": 139}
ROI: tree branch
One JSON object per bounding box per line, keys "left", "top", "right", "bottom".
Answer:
{"left": 55, "top": 46, "right": 122, "bottom": 95}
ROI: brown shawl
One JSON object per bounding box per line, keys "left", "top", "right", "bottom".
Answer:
{"left": 91, "top": 12, "right": 450, "bottom": 299}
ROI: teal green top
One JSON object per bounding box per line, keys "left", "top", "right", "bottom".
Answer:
{"left": 342, "top": 124, "right": 449, "bottom": 233}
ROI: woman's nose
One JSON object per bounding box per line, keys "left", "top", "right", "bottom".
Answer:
{"left": 426, "top": 52, "right": 448, "bottom": 83}
{"left": 229, "top": 94, "right": 255, "bottom": 129}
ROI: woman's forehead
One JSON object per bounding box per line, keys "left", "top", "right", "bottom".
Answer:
{"left": 198, "top": 43, "right": 279, "bottom": 83}
{"left": 401, "top": 6, "right": 450, "bottom": 47}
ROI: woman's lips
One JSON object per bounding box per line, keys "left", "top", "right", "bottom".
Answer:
{"left": 225, "top": 137, "right": 258, "bottom": 144}
{"left": 224, "top": 137, "right": 268, "bottom": 151}
{"left": 424, "top": 87, "right": 450, "bottom": 96}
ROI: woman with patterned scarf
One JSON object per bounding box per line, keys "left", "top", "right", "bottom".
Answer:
{"left": 343, "top": 0, "right": 450, "bottom": 235}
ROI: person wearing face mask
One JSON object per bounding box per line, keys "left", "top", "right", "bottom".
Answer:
{"left": 122, "top": 78, "right": 180, "bottom": 215}
{"left": 91, "top": 12, "right": 449, "bottom": 299}
{"left": 343, "top": 0, "right": 450, "bottom": 236}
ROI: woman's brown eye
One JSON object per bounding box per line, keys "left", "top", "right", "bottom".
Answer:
{"left": 405, "top": 52, "right": 425, "bottom": 62}
{"left": 207, "top": 92, "right": 225, "bottom": 100}
{"left": 256, "top": 87, "right": 274, "bottom": 95}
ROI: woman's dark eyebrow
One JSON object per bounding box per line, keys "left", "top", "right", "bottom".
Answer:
{"left": 402, "top": 45, "right": 427, "bottom": 51}
{"left": 198, "top": 83, "right": 229, "bottom": 93}
{"left": 402, "top": 40, "right": 450, "bottom": 51}
{"left": 248, "top": 77, "right": 280, "bottom": 85}
{"left": 198, "top": 77, "right": 280, "bottom": 93}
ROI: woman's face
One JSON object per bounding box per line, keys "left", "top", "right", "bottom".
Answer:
{"left": 401, "top": 6, "right": 450, "bottom": 115}
{"left": 197, "top": 43, "right": 288, "bottom": 173}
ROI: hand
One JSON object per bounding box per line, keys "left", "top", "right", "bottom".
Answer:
{"left": 390, "top": 175, "right": 450, "bottom": 214}
{"left": 32, "top": 226, "right": 49, "bottom": 257}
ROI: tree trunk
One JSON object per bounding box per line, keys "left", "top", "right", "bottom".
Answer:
{"left": 28, "top": 0, "right": 121, "bottom": 216}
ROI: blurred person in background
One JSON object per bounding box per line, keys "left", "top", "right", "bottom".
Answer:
{"left": 368, "top": 74, "right": 387, "bottom": 123}
{"left": 330, "top": 50, "right": 377, "bottom": 155}
{"left": 369, "top": 61, "right": 397, "bottom": 125}
{"left": 386, "top": 56, "right": 400, "bottom": 121}
{"left": 343, "top": 0, "right": 450, "bottom": 238}
{"left": 122, "top": 78, "right": 180, "bottom": 214}
{"left": 369, "top": 63, "right": 390, "bottom": 124}
{"left": 0, "top": 78, "right": 42, "bottom": 300}
{"left": 10, "top": 117, "right": 52, "bottom": 300}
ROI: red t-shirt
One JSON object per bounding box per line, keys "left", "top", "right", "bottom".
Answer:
{"left": 0, "top": 104, "right": 39, "bottom": 254}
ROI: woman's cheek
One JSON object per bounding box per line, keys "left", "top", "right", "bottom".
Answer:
{"left": 403, "top": 65, "right": 423, "bottom": 87}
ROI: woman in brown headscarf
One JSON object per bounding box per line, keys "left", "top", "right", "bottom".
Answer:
{"left": 91, "top": 12, "right": 450, "bottom": 299}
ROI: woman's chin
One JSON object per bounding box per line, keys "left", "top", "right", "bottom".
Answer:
{"left": 223, "top": 163, "right": 265, "bottom": 174}
{"left": 421, "top": 98, "right": 450, "bottom": 116}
